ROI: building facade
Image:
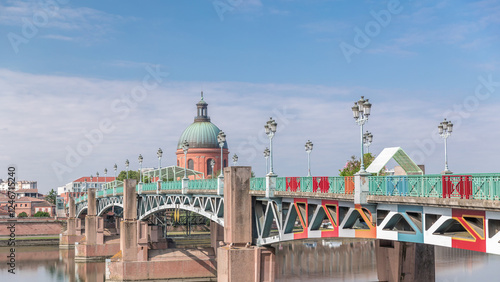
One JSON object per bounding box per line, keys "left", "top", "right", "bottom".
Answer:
{"left": 58, "top": 176, "right": 116, "bottom": 205}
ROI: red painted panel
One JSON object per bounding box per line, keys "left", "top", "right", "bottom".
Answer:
{"left": 293, "top": 198, "right": 308, "bottom": 240}
{"left": 451, "top": 209, "right": 486, "bottom": 253}
{"left": 286, "top": 177, "right": 300, "bottom": 192}
{"left": 442, "top": 175, "right": 472, "bottom": 199}
{"left": 313, "top": 177, "right": 330, "bottom": 193}
{"left": 321, "top": 200, "right": 339, "bottom": 238}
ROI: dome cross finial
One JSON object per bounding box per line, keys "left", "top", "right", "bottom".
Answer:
{"left": 201, "top": 91, "right": 204, "bottom": 100}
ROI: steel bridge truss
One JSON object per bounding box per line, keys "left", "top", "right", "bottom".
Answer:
{"left": 254, "top": 197, "right": 500, "bottom": 255}
{"left": 138, "top": 194, "right": 224, "bottom": 226}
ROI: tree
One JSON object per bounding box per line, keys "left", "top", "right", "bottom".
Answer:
{"left": 18, "top": 212, "right": 28, "bottom": 218}
{"left": 339, "top": 153, "right": 376, "bottom": 176}
{"left": 45, "top": 189, "right": 57, "bottom": 205}
{"left": 116, "top": 170, "right": 140, "bottom": 182}
{"left": 33, "top": 211, "right": 50, "bottom": 217}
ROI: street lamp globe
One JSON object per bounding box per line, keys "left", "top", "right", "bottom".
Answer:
{"left": 217, "top": 131, "right": 226, "bottom": 177}
{"left": 181, "top": 140, "right": 189, "bottom": 179}
{"left": 264, "top": 118, "right": 278, "bottom": 175}
{"left": 305, "top": 140, "right": 313, "bottom": 177}
{"left": 351, "top": 96, "right": 372, "bottom": 174}
{"left": 438, "top": 118, "right": 453, "bottom": 174}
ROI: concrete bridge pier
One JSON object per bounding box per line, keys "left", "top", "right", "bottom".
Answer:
{"left": 60, "top": 197, "right": 85, "bottom": 248}
{"left": 210, "top": 220, "right": 224, "bottom": 256}
{"left": 217, "top": 166, "right": 276, "bottom": 282}
{"left": 75, "top": 188, "right": 120, "bottom": 261}
{"left": 376, "top": 240, "right": 435, "bottom": 282}
{"left": 107, "top": 179, "right": 217, "bottom": 281}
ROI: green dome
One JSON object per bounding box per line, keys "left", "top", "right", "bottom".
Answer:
{"left": 178, "top": 93, "right": 228, "bottom": 149}
{"left": 177, "top": 122, "right": 228, "bottom": 149}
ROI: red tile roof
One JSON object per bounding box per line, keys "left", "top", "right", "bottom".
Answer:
{"left": 16, "top": 197, "right": 44, "bottom": 202}
{"left": 73, "top": 176, "right": 116, "bottom": 183}
{"left": 16, "top": 189, "right": 38, "bottom": 193}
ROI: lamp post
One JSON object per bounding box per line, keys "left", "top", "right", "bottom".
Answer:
{"left": 305, "top": 140, "right": 313, "bottom": 177}
{"left": 157, "top": 148, "right": 163, "bottom": 182}
{"left": 263, "top": 147, "right": 270, "bottom": 175}
{"left": 104, "top": 168, "right": 108, "bottom": 187}
{"left": 90, "top": 175, "right": 93, "bottom": 189}
{"left": 363, "top": 131, "right": 373, "bottom": 154}
{"left": 210, "top": 159, "right": 215, "bottom": 179}
{"left": 182, "top": 140, "right": 189, "bottom": 179}
{"left": 351, "top": 96, "right": 372, "bottom": 174}
{"left": 264, "top": 118, "right": 278, "bottom": 175}
{"left": 125, "top": 159, "right": 129, "bottom": 179}
{"left": 438, "top": 119, "right": 453, "bottom": 174}
{"left": 114, "top": 164, "right": 117, "bottom": 187}
{"left": 217, "top": 131, "right": 226, "bottom": 177}
{"left": 96, "top": 172, "right": 99, "bottom": 189}
{"left": 232, "top": 154, "right": 238, "bottom": 166}
{"left": 138, "top": 154, "right": 143, "bottom": 183}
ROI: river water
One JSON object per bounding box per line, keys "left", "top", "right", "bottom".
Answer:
{"left": 0, "top": 239, "right": 498, "bottom": 281}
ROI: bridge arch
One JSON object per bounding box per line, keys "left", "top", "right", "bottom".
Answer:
{"left": 137, "top": 194, "right": 224, "bottom": 227}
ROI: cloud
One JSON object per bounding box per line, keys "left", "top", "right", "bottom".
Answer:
{"left": 0, "top": 0, "right": 127, "bottom": 42}
{"left": 0, "top": 69, "right": 499, "bottom": 193}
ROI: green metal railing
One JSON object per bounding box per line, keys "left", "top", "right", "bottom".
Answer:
{"left": 250, "top": 178, "right": 266, "bottom": 191}
{"left": 161, "top": 181, "right": 182, "bottom": 190}
{"left": 73, "top": 173, "right": 500, "bottom": 203}
{"left": 188, "top": 179, "right": 217, "bottom": 190}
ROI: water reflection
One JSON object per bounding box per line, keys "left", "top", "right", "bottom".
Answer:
{"left": 274, "top": 239, "right": 377, "bottom": 281}
{"left": 274, "top": 239, "right": 499, "bottom": 282}
{"left": 0, "top": 246, "right": 105, "bottom": 282}
{"left": 0, "top": 240, "right": 499, "bottom": 281}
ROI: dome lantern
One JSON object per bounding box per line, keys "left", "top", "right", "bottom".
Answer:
{"left": 195, "top": 91, "right": 210, "bottom": 122}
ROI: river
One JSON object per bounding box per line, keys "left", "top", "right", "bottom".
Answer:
{"left": 0, "top": 239, "right": 498, "bottom": 281}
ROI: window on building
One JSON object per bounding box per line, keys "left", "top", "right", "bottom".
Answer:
{"left": 188, "top": 159, "right": 194, "bottom": 170}
{"left": 25, "top": 204, "right": 27, "bottom": 207}
{"left": 177, "top": 160, "right": 179, "bottom": 166}
{"left": 207, "top": 159, "right": 214, "bottom": 177}
{"left": 224, "top": 159, "right": 227, "bottom": 168}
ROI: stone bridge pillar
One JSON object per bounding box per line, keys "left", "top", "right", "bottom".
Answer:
{"left": 68, "top": 197, "right": 76, "bottom": 236}
{"left": 120, "top": 179, "right": 141, "bottom": 261}
{"left": 376, "top": 240, "right": 435, "bottom": 282}
{"left": 85, "top": 188, "right": 101, "bottom": 245}
{"left": 210, "top": 220, "right": 224, "bottom": 256}
{"left": 60, "top": 197, "right": 85, "bottom": 247}
{"left": 218, "top": 166, "right": 276, "bottom": 282}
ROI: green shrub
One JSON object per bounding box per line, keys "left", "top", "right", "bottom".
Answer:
{"left": 18, "top": 212, "right": 28, "bottom": 218}
{"left": 33, "top": 211, "right": 50, "bottom": 217}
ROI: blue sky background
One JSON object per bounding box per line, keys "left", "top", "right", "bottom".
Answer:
{"left": 0, "top": 0, "right": 499, "bottom": 193}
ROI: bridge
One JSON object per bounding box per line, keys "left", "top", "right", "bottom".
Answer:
{"left": 61, "top": 167, "right": 500, "bottom": 281}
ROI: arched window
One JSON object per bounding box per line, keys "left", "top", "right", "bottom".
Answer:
{"left": 177, "top": 159, "right": 180, "bottom": 166}
{"left": 188, "top": 159, "right": 194, "bottom": 170}
{"left": 224, "top": 159, "right": 227, "bottom": 168}
{"left": 207, "top": 159, "right": 214, "bottom": 177}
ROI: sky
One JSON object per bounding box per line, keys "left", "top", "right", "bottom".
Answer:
{"left": 0, "top": 0, "right": 499, "bottom": 194}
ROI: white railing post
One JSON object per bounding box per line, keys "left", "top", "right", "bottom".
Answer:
{"left": 354, "top": 172, "right": 370, "bottom": 204}
{"left": 217, "top": 177, "right": 224, "bottom": 195}
{"left": 266, "top": 174, "right": 276, "bottom": 198}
